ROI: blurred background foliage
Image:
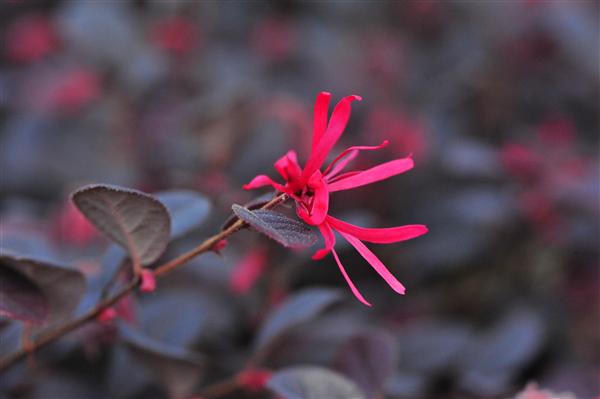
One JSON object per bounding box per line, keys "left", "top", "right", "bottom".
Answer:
{"left": 0, "top": 1, "right": 598, "bottom": 398}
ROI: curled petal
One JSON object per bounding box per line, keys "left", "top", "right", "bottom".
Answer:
{"left": 243, "top": 175, "right": 286, "bottom": 192}
{"left": 312, "top": 222, "right": 336, "bottom": 260}
{"left": 274, "top": 150, "right": 302, "bottom": 182}
{"left": 296, "top": 172, "right": 329, "bottom": 225}
{"left": 338, "top": 231, "right": 406, "bottom": 295}
{"left": 327, "top": 157, "right": 414, "bottom": 192}
{"left": 326, "top": 215, "right": 428, "bottom": 244}
{"left": 331, "top": 248, "right": 372, "bottom": 307}
{"left": 303, "top": 95, "right": 362, "bottom": 180}
{"left": 323, "top": 140, "right": 389, "bottom": 178}
{"left": 312, "top": 92, "right": 331, "bottom": 152}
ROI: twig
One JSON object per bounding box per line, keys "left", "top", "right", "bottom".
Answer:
{"left": 0, "top": 193, "right": 287, "bottom": 373}
{"left": 196, "top": 375, "right": 240, "bottom": 398}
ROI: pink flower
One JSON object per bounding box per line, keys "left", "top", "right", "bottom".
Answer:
{"left": 96, "top": 307, "right": 117, "bottom": 324}
{"left": 244, "top": 92, "right": 428, "bottom": 306}
{"left": 230, "top": 248, "right": 268, "bottom": 294}
{"left": 5, "top": 14, "right": 58, "bottom": 63}
{"left": 237, "top": 368, "right": 273, "bottom": 392}
{"left": 140, "top": 269, "right": 157, "bottom": 293}
{"left": 151, "top": 16, "right": 199, "bottom": 56}
{"left": 54, "top": 201, "right": 97, "bottom": 246}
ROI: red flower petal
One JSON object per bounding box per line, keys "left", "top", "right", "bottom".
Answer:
{"left": 311, "top": 92, "right": 331, "bottom": 152}
{"left": 323, "top": 140, "right": 389, "bottom": 178}
{"left": 312, "top": 222, "right": 336, "bottom": 260}
{"left": 303, "top": 95, "right": 362, "bottom": 180}
{"left": 327, "top": 215, "right": 428, "bottom": 244}
{"left": 327, "top": 157, "right": 413, "bottom": 192}
{"left": 243, "top": 175, "right": 286, "bottom": 191}
{"left": 338, "top": 231, "right": 406, "bottom": 295}
{"left": 274, "top": 150, "right": 302, "bottom": 182}
{"left": 331, "top": 248, "right": 372, "bottom": 307}
{"left": 307, "top": 171, "right": 329, "bottom": 225}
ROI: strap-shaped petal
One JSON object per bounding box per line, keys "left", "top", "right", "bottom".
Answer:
{"left": 243, "top": 175, "right": 285, "bottom": 192}
{"left": 307, "top": 171, "right": 329, "bottom": 225}
{"left": 312, "top": 92, "right": 331, "bottom": 152}
{"left": 327, "top": 157, "right": 413, "bottom": 192}
{"left": 303, "top": 95, "right": 362, "bottom": 180}
{"left": 312, "top": 221, "right": 336, "bottom": 260}
{"left": 323, "top": 140, "right": 389, "bottom": 179}
{"left": 338, "top": 230, "right": 406, "bottom": 295}
{"left": 327, "top": 215, "right": 428, "bottom": 244}
{"left": 331, "top": 248, "right": 372, "bottom": 307}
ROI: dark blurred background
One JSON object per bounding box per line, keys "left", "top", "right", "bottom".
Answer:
{"left": 1, "top": 1, "right": 598, "bottom": 398}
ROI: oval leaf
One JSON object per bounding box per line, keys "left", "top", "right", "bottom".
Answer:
{"left": 155, "top": 190, "right": 211, "bottom": 239}
{"left": 72, "top": 184, "right": 171, "bottom": 265}
{"left": 0, "top": 253, "right": 85, "bottom": 326}
{"left": 222, "top": 192, "right": 276, "bottom": 230}
{"left": 0, "top": 265, "right": 48, "bottom": 324}
{"left": 334, "top": 329, "right": 398, "bottom": 398}
{"left": 255, "top": 288, "right": 342, "bottom": 350}
{"left": 267, "top": 366, "right": 365, "bottom": 399}
{"left": 118, "top": 322, "right": 204, "bottom": 398}
{"left": 232, "top": 205, "right": 317, "bottom": 248}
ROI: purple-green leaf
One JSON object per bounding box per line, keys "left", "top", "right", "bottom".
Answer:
{"left": 0, "top": 265, "right": 48, "bottom": 324}
{"left": 222, "top": 192, "right": 276, "bottom": 230}
{"left": 255, "top": 288, "right": 342, "bottom": 350}
{"left": 155, "top": 190, "right": 211, "bottom": 239}
{"left": 232, "top": 204, "right": 317, "bottom": 248}
{"left": 334, "top": 329, "right": 398, "bottom": 398}
{"left": 0, "top": 253, "right": 85, "bottom": 326}
{"left": 118, "top": 322, "right": 204, "bottom": 398}
{"left": 267, "top": 366, "right": 365, "bottom": 399}
{"left": 72, "top": 184, "right": 171, "bottom": 265}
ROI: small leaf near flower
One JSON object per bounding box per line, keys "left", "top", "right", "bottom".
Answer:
{"left": 232, "top": 205, "right": 317, "bottom": 248}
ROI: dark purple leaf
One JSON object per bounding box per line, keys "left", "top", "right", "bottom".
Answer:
{"left": 458, "top": 308, "right": 546, "bottom": 396}
{"left": 267, "top": 366, "right": 365, "bottom": 399}
{"left": 139, "top": 284, "right": 237, "bottom": 348}
{"left": 0, "top": 265, "right": 48, "bottom": 324}
{"left": 334, "top": 329, "right": 398, "bottom": 398}
{"left": 384, "top": 372, "right": 427, "bottom": 399}
{"left": 460, "top": 308, "right": 545, "bottom": 371}
{"left": 232, "top": 204, "right": 317, "bottom": 248}
{"left": 118, "top": 322, "right": 204, "bottom": 398}
{"left": 155, "top": 190, "right": 211, "bottom": 239}
{"left": 0, "top": 253, "right": 85, "bottom": 326}
{"left": 398, "top": 320, "right": 473, "bottom": 373}
{"left": 72, "top": 184, "right": 171, "bottom": 265}
{"left": 222, "top": 192, "right": 276, "bottom": 230}
{"left": 255, "top": 288, "right": 342, "bottom": 350}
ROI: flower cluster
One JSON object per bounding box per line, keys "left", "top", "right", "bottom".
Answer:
{"left": 244, "top": 92, "right": 428, "bottom": 306}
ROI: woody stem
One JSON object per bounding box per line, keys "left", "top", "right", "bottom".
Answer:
{"left": 0, "top": 193, "right": 288, "bottom": 373}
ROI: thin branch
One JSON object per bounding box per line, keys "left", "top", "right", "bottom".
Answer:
{"left": 0, "top": 193, "right": 287, "bottom": 373}
{"left": 196, "top": 375, "right": 240, "bottom": 398}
